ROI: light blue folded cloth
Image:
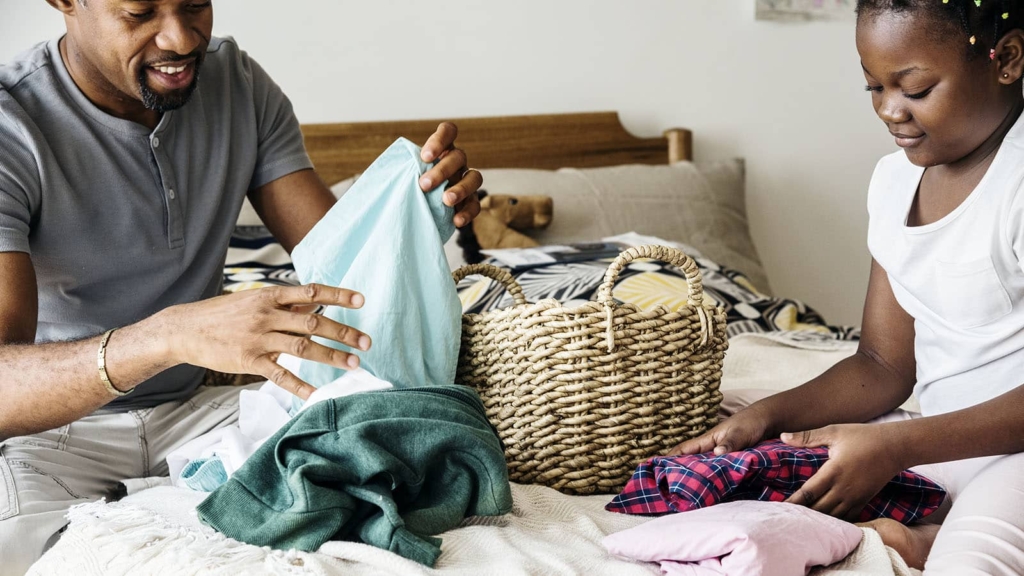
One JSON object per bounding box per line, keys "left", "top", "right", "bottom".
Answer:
{"left": 290, "top": 138, "right": 461, "bottom": 404}
{"left": 179, "top": 456, "right": 229, "bottom": 492}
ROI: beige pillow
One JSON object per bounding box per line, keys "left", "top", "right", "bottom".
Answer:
{"left": 477, "top": 160, "right": 770, "bottom": 293}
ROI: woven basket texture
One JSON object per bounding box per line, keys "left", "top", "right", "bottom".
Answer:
{"left": 454, "top": 245, "right": 727, "bottom": 495}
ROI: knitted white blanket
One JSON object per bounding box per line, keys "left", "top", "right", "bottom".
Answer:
{"left": 28, "top": 483, "right": 913, "bottom": 576}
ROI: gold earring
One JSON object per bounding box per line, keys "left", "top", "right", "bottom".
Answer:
{"left": 1004, "top": 72, "right": 1011, "bottom": 79}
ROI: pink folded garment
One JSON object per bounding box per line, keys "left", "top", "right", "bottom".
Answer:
{"left": 602, "top": 500, "right": 863, "bottom": 576}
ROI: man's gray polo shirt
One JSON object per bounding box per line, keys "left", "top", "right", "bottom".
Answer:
{"left": 0, "top": 37, "right": 313, "bottom": 410}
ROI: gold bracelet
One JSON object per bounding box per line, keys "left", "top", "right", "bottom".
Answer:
{"left": 98, "top": 329, "right": 134, "bottom": 397}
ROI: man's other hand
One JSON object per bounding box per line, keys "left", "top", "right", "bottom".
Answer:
{"left": 419, "top": 122, "right": 482, "bottom": 228}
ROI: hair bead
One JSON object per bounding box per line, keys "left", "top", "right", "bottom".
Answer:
{"left": 860, "top": 1, "right": 1017, "bottom": 60}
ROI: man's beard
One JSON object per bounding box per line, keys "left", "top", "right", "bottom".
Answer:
{"left": 137, "top": 57, "right": 203, "bottom": 113}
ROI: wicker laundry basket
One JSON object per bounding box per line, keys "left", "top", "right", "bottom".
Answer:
{"left": 453, "top": 244, "right": 727, "bottom": 495}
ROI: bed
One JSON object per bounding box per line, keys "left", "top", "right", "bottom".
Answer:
{"left": 29, "top": 112, "right": 918, "bottom": 576}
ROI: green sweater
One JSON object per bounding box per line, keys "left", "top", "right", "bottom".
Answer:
{"left": 196, "top": 385, "right": 512, "bottom": 566}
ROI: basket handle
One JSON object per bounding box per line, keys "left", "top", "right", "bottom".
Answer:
{"left": 452, "top": 263, "right": 528, "bottom": 307}
{"left": 597, "top": 245, "right": 706, "bottom": 306}
{"left": 596, "top": 244, "right": 711, "bottom": 351}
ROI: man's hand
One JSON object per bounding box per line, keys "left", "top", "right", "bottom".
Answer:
{"left": 419, "top": 122, "right": 482, "bottom": 228}
{"left": 160, "top": 284, "right": 372, "bottom": 400}
{"left": 781, "top": 423, "right": 904, "bottom": 520}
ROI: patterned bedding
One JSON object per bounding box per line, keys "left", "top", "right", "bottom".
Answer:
{"left": 223, "top": 226, "right": 858, "bottom": 340}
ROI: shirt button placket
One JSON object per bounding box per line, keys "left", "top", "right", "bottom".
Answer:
{"left": 151, "top": 131, "right": 183, "bottom": 248}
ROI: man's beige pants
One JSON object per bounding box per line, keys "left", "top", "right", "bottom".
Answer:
{"left": 0, "top": 384, "right": 259, "bottom": 576}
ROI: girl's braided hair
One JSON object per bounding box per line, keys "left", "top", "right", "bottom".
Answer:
{"left": 857, "top": 0, "right": 1024, "bottom": 60}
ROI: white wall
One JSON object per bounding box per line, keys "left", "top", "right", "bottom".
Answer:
{"left": 1, "top": 0, "right": 895, "bottom": 326}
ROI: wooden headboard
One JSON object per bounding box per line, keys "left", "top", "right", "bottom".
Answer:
{"left": 299, "top": 111, "right": 693, "bottom": 186}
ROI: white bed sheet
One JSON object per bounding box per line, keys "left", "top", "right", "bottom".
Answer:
{"left": 28, "top": 332, "right": 919, "bottom": 576}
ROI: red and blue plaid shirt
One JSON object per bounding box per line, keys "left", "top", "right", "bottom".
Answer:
{"left": 606, "top": 440, "right": 945, "bottom": 524}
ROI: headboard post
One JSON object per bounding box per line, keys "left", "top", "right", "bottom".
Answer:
{"left": 664, "top": 128, "right": 693, "bottom": 164}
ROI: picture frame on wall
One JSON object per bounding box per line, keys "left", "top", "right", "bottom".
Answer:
{"left": 755, "top": 0, "right": 857, "bottom": 21}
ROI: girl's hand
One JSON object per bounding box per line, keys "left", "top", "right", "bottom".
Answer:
{"left": 781, "top": 423, "right": 905, "bottom": 520}
{"left": 668, "top": 404, "right": 775, "bottom": 456}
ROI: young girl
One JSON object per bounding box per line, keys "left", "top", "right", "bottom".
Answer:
{"left": 674, "top": 1, "right": 1024, "bottom": 573}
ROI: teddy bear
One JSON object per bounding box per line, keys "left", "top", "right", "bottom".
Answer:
{"left": 457, "top": 190, "right": 554, "bottom": 264}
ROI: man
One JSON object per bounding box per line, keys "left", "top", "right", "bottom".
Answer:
{"left": 0, "top": 0, "right": 483, "bottom": 572}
